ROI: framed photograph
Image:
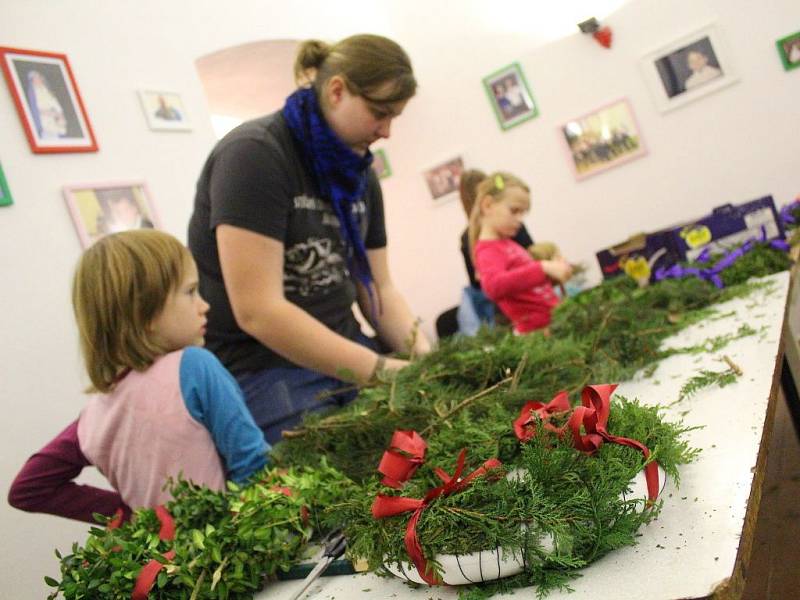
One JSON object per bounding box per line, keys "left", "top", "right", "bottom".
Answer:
{"left": 560, "top": 98, "right": 647, "bottom": 180}
{"left": 423, "top": 156, "right": 464, "bottom": 202}
{"left": 0, "top": 46, "right": 98, "bottom": 153}
{"left": 776, "top": 30, "right": 800, "bottom": 71}
{"left": 137, "top": 90, "right": 191, "bottom": 131}
{"left": 482, "top": 62, "right": 539, "bottom": 130}
{"left": 0, "top": 162, "right": 12, "bottom": 207}
{"left": 640, "top": 24, "right": 738, "bottom": 113}
{"left": 63, "top": 181, "right": 161, "bottom": 248}
{"left": 371, "top": 148, "right": 392, "bottom": 179}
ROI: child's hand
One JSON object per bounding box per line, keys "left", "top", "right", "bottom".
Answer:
{"left": 541, "top": 257, "right": 573, "bottom": 283}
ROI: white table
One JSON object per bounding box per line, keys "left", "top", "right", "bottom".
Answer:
{"left": 263, "top": 271, "right": 792, "bottom": 600}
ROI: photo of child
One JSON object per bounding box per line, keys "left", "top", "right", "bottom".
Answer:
{"left": 63, "top": 182, "right": 160, "bottom": 247}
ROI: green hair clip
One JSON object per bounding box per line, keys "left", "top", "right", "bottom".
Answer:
{"left": 494, "top": 174, "right": 505, "bottom": 191}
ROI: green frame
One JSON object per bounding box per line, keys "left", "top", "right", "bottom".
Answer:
{"left": 372, "top": 148, "right": 392, "bottom": 179}
{"left": 776, "top": 30, "right": 800, "bottom": 71}
{"left": 482, "top": 61, "right": 539, "bottom": 131}
{"left": 0, "top": 161, "right": 12, "bottom": 207}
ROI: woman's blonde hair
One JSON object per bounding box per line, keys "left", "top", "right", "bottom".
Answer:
{"left": 467, "top": 172, "right": 530, "bottom": 261}
{"left": 294, "top": 34, "right": 417, "bottom": 105}
{"left": 72, "top": 230, "right": 191, "bottom": 393}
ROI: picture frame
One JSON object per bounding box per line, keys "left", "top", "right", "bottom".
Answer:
{"left": 0, "top": 46, "right": 98, "bottom": 153}
{"left": 560, "top": 98, "right": 647, "bottom": 181}
{"left": 776, "top": 30, "right": 800, "bottom": 71}
{"left": 423, "top": 156, "right": 464, "bottom": 203}
{"left": 0, "top": 162, "right": 12, "bottom": 207}
{"left": 137, "top": 89, "right": 191, "bottom": 131}
{"left": 482, "top": 62, "right": 539, "bottom": 130}
{"left": 639, "top": 23, "right": 738, "bottom": 113}
{"left": 63, "top": 181, "right": 161, "bottom": 248}
{"left": 371, "top": 148, "right": 392, "bottom": 179}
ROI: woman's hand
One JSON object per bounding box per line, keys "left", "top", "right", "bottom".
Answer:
{"left": 383, "top": 357, "right": 410, "bottom": 372}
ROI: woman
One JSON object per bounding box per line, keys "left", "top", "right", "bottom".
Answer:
{"left": 188, "top": 34, "right": 430, "bottom": 444}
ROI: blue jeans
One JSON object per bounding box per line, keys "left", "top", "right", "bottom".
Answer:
{"left": 236, "top": 334, "right": 377, "bottom": 445}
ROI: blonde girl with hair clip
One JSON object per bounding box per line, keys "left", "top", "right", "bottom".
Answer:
{"left": 8, "top": 230, "right": 268, "bottom": 524}
{"left": 469, "top": 172, "right": 573, "bottom": 334}
{"left": 188, "top": 34, "right": 431, "bottom": 444}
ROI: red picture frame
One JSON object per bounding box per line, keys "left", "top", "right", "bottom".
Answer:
{"left": 0, "top": 46, "right": 98, "bottom": 153}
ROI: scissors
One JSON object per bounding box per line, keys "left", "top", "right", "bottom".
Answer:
{"left": 287, "top": 529, "right": 347, "bottom": 600}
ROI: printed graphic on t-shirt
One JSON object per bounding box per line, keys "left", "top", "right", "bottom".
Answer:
{"left": 284, "top": 194, "right": 367, "bottom": 297}
{"left": 284, "top": 237, "right": 346, "bottom": 296}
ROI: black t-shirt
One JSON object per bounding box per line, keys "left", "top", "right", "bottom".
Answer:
{"left": 460, "top": 225, "right": 534, "bottom": 288}
{"left": 188, "top": 112, "right": 387, "bottom": 374}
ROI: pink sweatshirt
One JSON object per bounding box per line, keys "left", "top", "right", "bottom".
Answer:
{"left": 474, "top": 238, "right": 559, "bottom": 333}
{"left": 8, "top": 348, "right": 267, "bottom": 523}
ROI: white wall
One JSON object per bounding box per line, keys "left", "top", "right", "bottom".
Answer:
{"left": 1, "top": 0, "right": 799, "bottom": 597}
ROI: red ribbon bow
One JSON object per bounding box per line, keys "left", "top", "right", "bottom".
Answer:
{"left": 568, "top": 384, "right": 660, "bottom": 502}
{"left": 372, "top": 442, "right": 502, "bottom": 585}
{"left": 131, "top": 505, "right": 176, "bottom": 600}
{"left": 377, "top": 430, "right": 428, "bottom": 488}
{"left": 513, "top": 391, "right": 571, "bottom": 441}
{"left": 515, "top": 384, "right": 661, "bottom": 502}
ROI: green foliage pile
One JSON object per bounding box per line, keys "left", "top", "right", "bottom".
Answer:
{"left": 272, "top": 245, "right": 789, "bottom": 481}
{"left": 47, "top": 463, "right": 353, "bottom": 599}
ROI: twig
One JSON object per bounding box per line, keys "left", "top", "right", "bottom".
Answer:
{"left": 421, "top": 376, "right": 513, "bottom": 436}
{"left": 722, "top": 355, "right": 743, "bottom": 376}
{"left": 387, "top": 375, "right": 398, "bottom": 414}
{"left": 510, "top": 353, "right": 529, "bottom": 393}
{"left": 315, "top": 384, "right": 360, "bottom": 402}
{"left": 189, "top": 569, "right": 206, "bottom": 600}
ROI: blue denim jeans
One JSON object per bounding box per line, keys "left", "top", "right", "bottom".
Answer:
{"left": 236, "top": 334, "right": 377, "bottom": 445}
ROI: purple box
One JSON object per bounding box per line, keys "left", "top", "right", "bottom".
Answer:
{"left": 669, "top": 196, "right": 785, "bottom": 261}
{"left": 596, "top": 230, "right": 683, "bottom": 282}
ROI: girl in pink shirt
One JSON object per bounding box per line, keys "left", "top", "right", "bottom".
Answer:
{"left": 468, "top": 172, "right": 573, "bottom": 334}
{"left": 8, "top": 230, "right": 268, "bottom": 524}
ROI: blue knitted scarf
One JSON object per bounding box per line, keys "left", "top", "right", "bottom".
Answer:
{"left": 282, "top": 87, "right": 377, "bottom": 312}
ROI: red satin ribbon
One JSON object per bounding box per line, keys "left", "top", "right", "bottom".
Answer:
{"left": 568, "top": 384, "right": 660, "bottom": 502}
{"left": 377, "top": 430, "right": 427, "bottom": 488}
{"left": 130, "top": 505, "right": 176, "bottom": 600}
{"left": 515, "top": 384, "right": 660, "bottom": 502}
{"left": 372, "top": 447, "right": 502, "bottom": 585}
{"left": 107, "top": 507, "right": 125, "bottom": 530}
{"left": 131, "top": 550, "right": 176, "bottom": 600}
{"left": 513, "top": 391, "right": 571, "bottom": 441}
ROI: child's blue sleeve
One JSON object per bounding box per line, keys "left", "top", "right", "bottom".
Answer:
{"left": 179, "top": 347, "right": 269, "bottom": 484}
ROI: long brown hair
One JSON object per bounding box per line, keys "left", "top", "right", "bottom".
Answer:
{"left": 467, "top": 172, "right": 530, "bottom": 262}
{"left": 72, "top": 230, "right": 191, "bottom": 393}
{"left": 293, "top": 34, "right": 417, "bottom": 105}
{"left": 458, "top": 168, "right": 487, "bottom": 218}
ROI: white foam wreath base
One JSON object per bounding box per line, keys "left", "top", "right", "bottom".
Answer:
{"left": 383, "top": 465, "right": 667, "bottom": 585}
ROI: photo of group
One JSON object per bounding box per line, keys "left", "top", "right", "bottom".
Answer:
{"left": 776, "top": 30, "right": 800, "bottom": 71}
{"left": 63, "top": 182, "right": 160, "bottom": 247}
{"left": 137, "top": 90, "right": 191, "bottom": 131}
{"left": 0, "top": 46, "right": 98, "bottom": 153}
{"left": 482, "top": 62, "right": 538, "bottom": 130}
{"left": 561, "top": 98, "right": 646, "bottom": 180}
{"left": 423, "top": 156, "right": 464, "bottom": 201}
{"left": 640, "top": 23, "right": 738, "bottom": 112}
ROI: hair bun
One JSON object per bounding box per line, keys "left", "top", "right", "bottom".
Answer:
{"left": 296, "top": 39, "right": 330, "bottom": 70}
